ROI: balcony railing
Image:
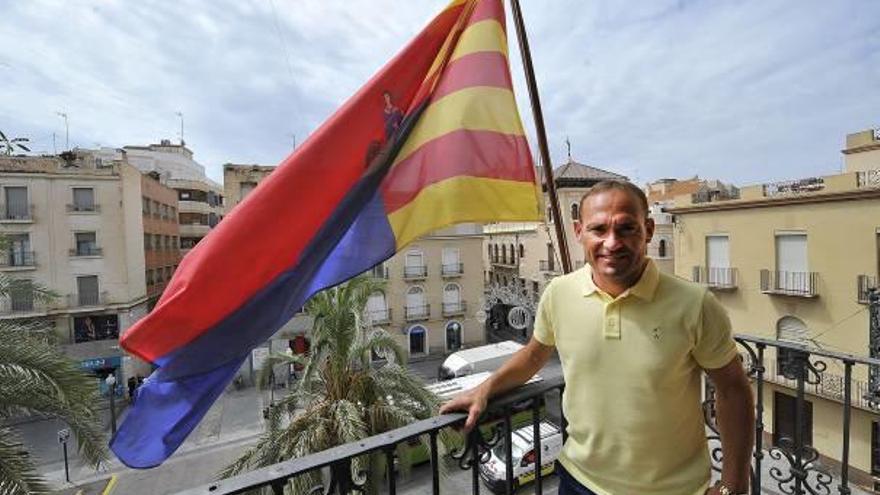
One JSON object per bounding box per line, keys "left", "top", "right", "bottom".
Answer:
{"left": 538, "top": 260, "right": 557, "bottom": 272}
{"left": 441, "top": 262, "right": 463, "bottom": 277}
{"left": 404, "top": 304, "right": 430, "bottom": 321}
{"left": 491, "top": 257, "right": 517, "bottom": 268}
{"left": 692, "top": 266, "right": 738, "bottom": 290}
{"left": 173, "top": 335, "right": 880, "bottom": 495}
{"left": 369, "top": 265, "right": 389, "bottom": 279}
{"left": 67, "top": 290, "right": 108, "bottom": 307}
{"left": 69, "top": 246, "right": 103, "bottom": 257}
{"left": 0, "top": 251, "right": 35, "bottom": 268}
{"left": 403, "top": 265, "right": 428, "bottom": 280}
{"left": 367, "top": 308, "right": 391, "bottom": 325}
{"left": 857, "top": 275, "right": 878, "bottom": 304}
{"left": 760, "top": 269, "right": 818, "bottom": 297}
{"left": 442, "top": 301, "right": 467, "bottom": 317}
{"left": 856, "top": 169, "right": 880, "bottom": 188}
{"left": 0, "top": 295, "right": 44, "bottom": 315}
{"left": 0, "top": 204, "right": 33, "bottom": 221}
{"left": 66, "top": 203, "right": 100, "bottom": 212}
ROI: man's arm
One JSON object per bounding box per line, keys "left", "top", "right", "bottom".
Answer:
{"left": 438, "top": 337, "right": 554, "bottom": 431}
{"left": 705, "top": 356, "right": 755, "bottom": 494}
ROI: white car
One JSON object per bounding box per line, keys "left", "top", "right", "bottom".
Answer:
{"left": 479, "top": 420, "right": 562, "bottom": 493}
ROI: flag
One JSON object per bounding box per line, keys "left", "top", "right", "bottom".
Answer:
{"left": 111, "top": 0, "right": 540, "bottom": 468}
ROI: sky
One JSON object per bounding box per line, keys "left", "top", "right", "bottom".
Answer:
{"left": 1, "top": 0, "right": 878, "bottom": 186}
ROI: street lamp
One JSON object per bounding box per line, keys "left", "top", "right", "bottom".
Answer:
{"left": 105, "top": 374, "right": 117, "bottom": 435}
{"left": 57, "top": 428, "right": 71, "bottom": 482}
{"left": 285, "top": 348, "right": 294, "bottom": 390}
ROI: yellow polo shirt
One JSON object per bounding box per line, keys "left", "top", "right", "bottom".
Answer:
{"left": 533, "top": 259, "right": 737, "bottom": 495}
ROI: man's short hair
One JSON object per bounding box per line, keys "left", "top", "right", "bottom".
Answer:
{"left": 579, "top": 180, "right": 649, "bottom": 219}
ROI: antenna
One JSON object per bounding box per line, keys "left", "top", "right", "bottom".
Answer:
{"left": 565, "top": 136, "right": 571, "bottom": 161}
{"left": 56, "top": 112, "right": 69, "bottom": 151}
{"left": 175, "top": 112, "right": 184, "bottom": 145}
{"left": 287, "top": 133, "right": 297, "bottom": 150}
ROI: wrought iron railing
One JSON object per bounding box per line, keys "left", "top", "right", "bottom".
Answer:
{"left": 369, "top": 265, "right": 389, "bottom": 279}
{"left": 858, "top": 275, "right": 878, "bottom": 305}
{"left": 174, "top": 334, "right": 880, "bottom": 495}
{"left": 442, "top": 262, "right": 464, "bottom": 277}
{"left": 67, "top": 290, "right": 108, "bottom": 307}
{"left": 404, "top": 304, "right": 430, "bottom": 321}
{"left": 692, "top": 266, "right": 738, "bottom": 290}
{"left": 66, "top": 203, "right": 100, "bottom": 212}
{"left": 0, "top": 250, "right": 35, "bottom": 268}
{"left": 403, "top": 265, "right": 428, "bottom": 280}
{"left": 442, "top": 301, "right": 467, "bottom": 317}
{"left": 760, "top": 269, "right": 818, "bottom": 297}
{"left": 0, "top": 204, "right": 33, "bottom": 221}
{"left": 366, "top": 308, "right": 391, "bottom": 325}
{"left": 69, "top": 246, "right": 103, "bottom": 257}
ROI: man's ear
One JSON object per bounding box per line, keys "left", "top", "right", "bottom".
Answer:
{"left": 574, "top": 220, "right": 584, "bottom": 239}
{"left": 644, "top": 217, "right": 655, "bottom": 244}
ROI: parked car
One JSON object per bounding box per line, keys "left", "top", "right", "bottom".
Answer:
{"left": 479, "top": 420, "right": 562, "bottom": 493}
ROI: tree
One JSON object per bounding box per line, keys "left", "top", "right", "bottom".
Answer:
{"left": 221, "top": 276, "right": 441, "bottom": 493}
{"left": 0, "top": 237, "right": 107, "bottom": 495}
{"left": 0, "top": 131, "right": 30, "bottom": 156}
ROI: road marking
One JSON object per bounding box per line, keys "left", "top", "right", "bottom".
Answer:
{"left": 102, "top": 474, "right": 118, "bottom": 495}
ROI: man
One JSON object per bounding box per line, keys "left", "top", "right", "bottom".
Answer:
{"left": 441, "top": 181, "right": 754, "bottom": 495}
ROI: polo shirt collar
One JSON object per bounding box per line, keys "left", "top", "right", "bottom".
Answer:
{"left": 581, "top": 258, "right": 660, "bottom": 302}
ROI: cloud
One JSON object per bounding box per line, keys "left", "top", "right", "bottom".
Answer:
{"left": 0, "top": 0, "right": 877, "bottom": 186}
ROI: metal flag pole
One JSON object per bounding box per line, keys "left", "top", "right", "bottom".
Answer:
{"left": 510, "top": 0, "right": 572, "bottom": 274}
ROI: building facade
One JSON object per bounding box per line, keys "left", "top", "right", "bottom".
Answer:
{"left": 0, "top": 150, "right": 150, "bottom": 391}
{"left": 140, "top": 171, "right": 181, "bottom": 306}
{"left": 669, "top": 128, "right": 880, "bottom": 487}
{"left": 223, "top": 163, "right": 275, "bottom": 211}
{"left": 124, "top": 140, "right": 224, "bottom": 252}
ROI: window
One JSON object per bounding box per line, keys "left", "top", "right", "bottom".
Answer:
{"left": 142, "top": 197, "right": 150, "bottom": 214}
{"left": 4, "top": 186, "right": 28, "bottom": 219}
{"left": 519, "top": 243, "right": 525, "bottom": 258}
{"left": 5, "top": 233, "right": 31, "bottom": 267}
{"left": 571, "top": 202, "right": 580, "bottom": 221}
{"left": 658, "top": 239, "right": 667, "bottom": 258}
{"left": 445, "top": 321, "right": 462, "bottom": 352}
{"left": 76, "top": 275, "right": 99, "bottom": 306}
{"left": 151, "top": 200, "right": 160, "bottom": 217}
{"left": 509, "top": 244, "right": 516, "bottom": 263}
{"left": 9, "top": 279, "right": 34, "bottom": 311}
{"left": 72, "top": 187, "right": 95, "bottom": 211}
{"left": 776, "top": 233, "right": 808, "bottom": 292}
{"left": 443, "top": 283, "right": 462, "bottom": 314}
{"left": 74, "top": 232, "right": 98, "bottom": 256}
{"left": 404, "top": 250, "right": 426, "bottom": 278}
{"left": 408, "top": 325, "right": 427, "bottom": 355}
{"left": 170, "top": 206, "right": 177, "bottom": 221}
{"left": 366, "top": 291, "right": 388, "bottom": 323}
{"left": 143, "top": 234, "right": 151, "bottom": 251}
{"left": 442, "top": 248, "right": 461, "bottom": 275}
{"left": 502, "top": 245, "right": 507, "bottom": 264}
{"left": 493, "top": 244, "right": 499, "bottom": 262}
{"left": 776, "top": 316, "right": 808, "bottom": 376}
{"left": 146, "top": 269, "right": 153, "bottom": 285}
{"left": 706, "top": 235, "right": 731, "bottom": 285}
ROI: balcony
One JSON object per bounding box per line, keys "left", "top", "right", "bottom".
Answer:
{"left": 369, "top": 265, "right": 389, "bottom": 279}
{"left": 760, "top": 269, "right": 818, "bottom": 298}
{"left": 0, "top": 204, "right": 34, "bottom": 222}
{"left": 442, "top": 301, "right": 467, "bottom": 317}
{"left": 69, "top": 246, "right": 103, "bottom": 257}
{"left": 0, "top": 251, "right": 35, "bottom": 269}
{"left": 0, "top": 294, "right": 46, "bottom": 315}
{"left": 539, "top": 259, "right": 558, "bottom": 273}
{"left": 403, "top": 265, "right": 427, "bottom": 280}
{"left": 441, "top": 262, "right": 463, "bottom": 278}
{"left": 491, "top": 257, "right": 517, "bottom": 268}
{"left": 367, "top": 308, "right": 391, "bottom": 325}
{"left": 66, "top": 203, "right": 101, "bottom": 213}
{"left": 175, "top": 335, "right": 880, "bottom": 495}
{"left": 856, "top": 169, "right": 880, "bottom": 188}
{"left": 67, "top": 290, "right": 109, "bottom": 308}
{"left": 404, "top": 303, "right": 430, "bottom": 321}
{"left": 692, "top": 266, "right": 738, "bottom": 290}
{"left": 857, "top": 275, "right": 878, "bottom": 304}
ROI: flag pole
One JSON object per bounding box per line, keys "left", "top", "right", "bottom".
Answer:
{"left": 510, "top": 0, "right": 572, "bottom": 274}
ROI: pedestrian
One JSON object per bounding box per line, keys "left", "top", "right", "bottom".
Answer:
{"left": 440, "top": 180, "right": 754, "bottom": 495}
{"left": 127, "top": 376, "right": 137, "bottom": 403}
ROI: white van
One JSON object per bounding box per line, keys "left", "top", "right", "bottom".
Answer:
{"left": 438, "top": 340, "right": 523, "bottom": 380}
{"left": 479, "top": 421, "right": 562, "bottom": 493}
{"left": 425, "top": 371, "right": 543, "bottom": 402}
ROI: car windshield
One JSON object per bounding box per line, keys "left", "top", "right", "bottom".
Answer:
{"left": 491, "top": 443, "right": 526, "bottom": 463}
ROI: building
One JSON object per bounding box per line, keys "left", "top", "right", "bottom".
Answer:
{"left": 140, "top": 171, "right": 181, "bottom": 307}
{"left": 668, "top": 127, "right": 880, "bottom": 488}
{"left": 0, "top": 150, "right": 151, "bottom": 391}
{"left": 222, "top": 163, "right": 486, "bottom": 369}
{"left": 124, "top": 140, "right": 224, "bottom": 252}
{"left": 644, "top": 177, "right": 740, "bottom": 274}
{"left": 484, "top": 158, "right": 627, "bottom": 338}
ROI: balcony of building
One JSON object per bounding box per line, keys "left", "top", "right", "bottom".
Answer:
{"left": 692, "top": 266, "right": 738, "bottom": 291}
{"left": 403, "top": 265, "right": 428, "bottom": 281}
{"left": 69, "top": 246, "right": 103, "bottom": 257}
{"left": 441, "top": 301, "right": 467, "bottom": 317}
{"left": 0, "top": 293, "right": 48, "bottom": 316}
{"left": 441, "top": 262, "right": 464, "bottom": 278}
{"left": 367, "top": 308, "right": 391, "bottom": 325}
{"left": 760, "top": 269, "right": 818, "bottom": 298}
{"left": 66, "top": 203, "right": 101, "bottom": 213}
{"left": 0, "top": 204, "right": 34, "bottom": 222}
{"left": 67, "top": 290, "right": 109, "bottom": 308}
{"left": 0, "top": 250, "right": 35, "bottom": 270}
{"left": 369, "top": 265, "right": 389, "bottom": 279}
{"left": 404, "top": 303, "right": 430, "bottom": 322}
{"left": 857, "top": 275, "right": 878, "bottom": 305}
{"left": 174, "top": 335, "right": 880, "bottom": 495}
{"left": 490, "top": 256, "right": 518, "bottom": 268}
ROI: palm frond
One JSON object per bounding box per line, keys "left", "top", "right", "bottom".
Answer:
{"left": 253, "top": 352, "right": 307, "bottom": 390}
{"left": 0, "top": 428, "right": 50, "bottom": 495}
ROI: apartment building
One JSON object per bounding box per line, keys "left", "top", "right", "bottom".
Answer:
{"left": 124, "top": 140, "right": 224, "bottom": 252}
{"left": 223, "top": 163, "right": 275, "bottom": 211}
{"left": 141, "top": 171, "right": 181, "bottom": 306}
{"left": 0, "top": 150, "right": 149, "bottom": 390}
{"left": 669, "top": 128, "right": 880, "bottom": 487}
{"left": 484, "top": 159, "right": 627, "bottom": 338}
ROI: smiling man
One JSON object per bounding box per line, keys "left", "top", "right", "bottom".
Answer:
{"left": 441, "top": 180, "right": 754, "bottom": 495}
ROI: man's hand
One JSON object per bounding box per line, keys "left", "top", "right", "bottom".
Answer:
{"left": 439, "top": 384, "right": 490, "bottom": 432}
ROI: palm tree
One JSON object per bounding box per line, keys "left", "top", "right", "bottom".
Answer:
{"left": 0, "top": 236, "right": 107, "bottom": 495}
{"left": 0, "top": 131, "right": 31, "bottom": 156}
{"left": 221, "top": 276, "right": 442, "bottom": 494}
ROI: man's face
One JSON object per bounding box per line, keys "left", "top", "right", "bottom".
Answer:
{"left": 574, "top": 189, "right": 654, "bottom": 286}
